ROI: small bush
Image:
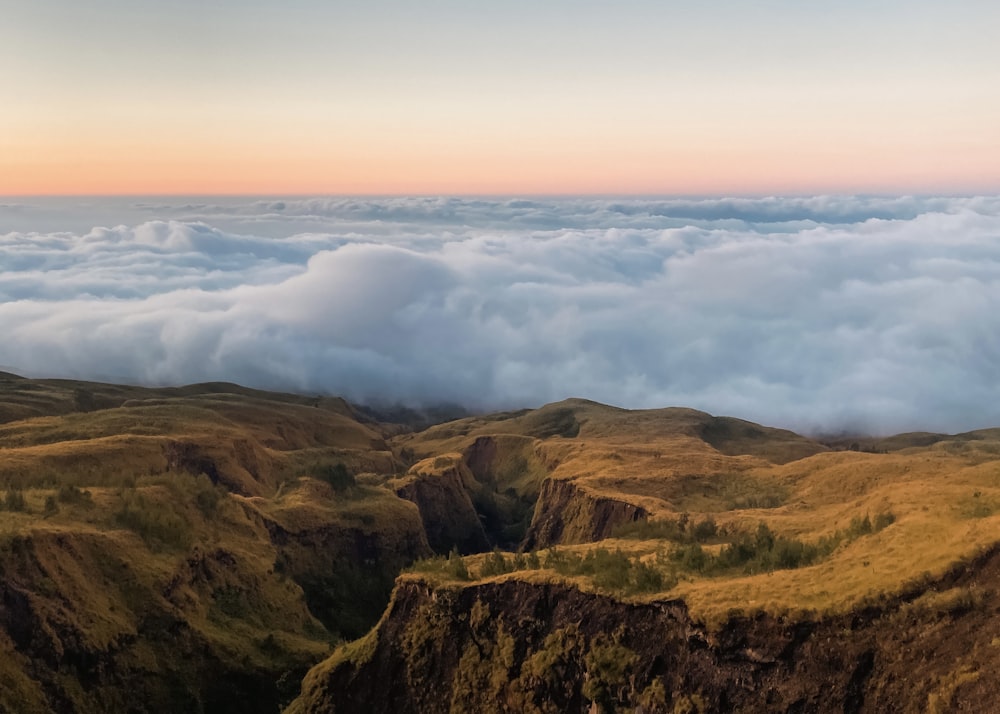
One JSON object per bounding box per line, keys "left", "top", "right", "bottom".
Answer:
{"left": 670, "top": 512, "right": 896, "bottom": 577}
{"left": 613, "top": 515, "right": 720, "bottom": 544}
{"left": 192, "top": 475, "right": 225, "bottom": 517}
{"left": 691, "top": 516, "right": 718, "bottom": 541}
{"left": 582, "top": 636, "right": 638, "bottom": 708}
{"left": 674, "top": 544, "right": 709, "bottom": 573}
{"left": 549, "top": 547, "right": 673, "bottom": 594}
{"left": 315, "top": 463, "right": 356, "bottom": 492}
{"left": 3, "top": 489, "right": 27, "bottom": 512}
{"left": 113, "top": 492, "right": 193, "bottom": 551}
{"left": 43, "top": 495, "right": 59, "bottom": 517}
{"left": 480, "top": 549, "right": 513, "bottom": 578}
{"left": 632, "top": 560, "right": 665, "bottom": 592}
{"left": 57, "top": 483, "right": 93, "bottom": 506}
{"left": 873, "top": 511, "right": 896, "bottom": 531}
{"left": 847, "top": 514, "right": 873, "bottom": 538}
{"left": 446, "top": 547, "right": 471, "bottom": 581}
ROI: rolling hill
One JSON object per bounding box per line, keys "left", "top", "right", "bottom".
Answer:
{"left": 3, "top": 374, "right": 1000, "bottom": 712}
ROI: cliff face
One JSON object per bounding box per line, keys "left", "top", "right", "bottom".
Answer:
{"left": 522, "top": 478, "right": 648, "bottom": 550}
{"left": 289, "top": 548, "right": 1000, "bottom": 714}
{"left": 393, "top": 457, "right": 490, "bottom": 555}
{"left": 460, "top": 435, "right": 550, "bottom": 548}
{"left": 251, "top": 484, "right": 432, "bottom": 640}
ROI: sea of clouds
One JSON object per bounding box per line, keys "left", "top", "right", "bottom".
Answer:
{"left": 2, "top": 195, "right": 999, "bottom": 435}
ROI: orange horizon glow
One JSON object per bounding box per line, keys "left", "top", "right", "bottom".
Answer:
{"left": 4, "top": 108, "right": 998, "bottom": 196}
{"left": 3, "top": 155, "right": 997, "bottom": 197}
{"left": 3, "top": 1, "right": 998, "bottom": 198}
{"left": 4, "top": 121, "right": 999, "bottom": 197}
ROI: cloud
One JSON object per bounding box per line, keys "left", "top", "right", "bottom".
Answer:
{"left": 2, "top": 195, "right": 1000, "bottom": 435}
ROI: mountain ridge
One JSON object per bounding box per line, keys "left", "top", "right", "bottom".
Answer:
{"left": 2, "top": 376, "right": 1000, "bottom": 712}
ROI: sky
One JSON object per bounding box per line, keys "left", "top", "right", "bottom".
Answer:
{"left": 2, "top": 4, "right": 999, "bottom": 434}
{"left": 3, "top": 195, "right": 1000, "bottom": 435}
{"left": 1, "top": 0, "right": 999, "bottom": 194}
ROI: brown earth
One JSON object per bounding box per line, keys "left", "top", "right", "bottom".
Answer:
{"left": 291, "top": 546, "right": 1000, "bottom": 713}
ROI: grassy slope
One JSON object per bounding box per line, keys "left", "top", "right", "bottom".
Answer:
{"left": 396, "top": 398, "right": 829, "bottom": 552}
{"left": 7, "top": 374, "right": 1000, "bottom": 709}
{"left": 396, "top": 400, "right": 1000, "bottom": 627}
{"left": 0, "top": 478, "right": 331, "bottom": 712}
{"left": 0, "top": 378, "right": 396, "bottom": 497}
{"left": 0, "top": 376, "right": 424, "bottom": 712}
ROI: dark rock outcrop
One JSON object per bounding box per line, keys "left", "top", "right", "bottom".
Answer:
{"left": 522, "top": 478, "right": 648, "bottom": 550}
{"left": 394, "top": 458, "right": 490, "bottom": 555}
{"left": 291, "top": 547, "right": 1000, "bottom": 713}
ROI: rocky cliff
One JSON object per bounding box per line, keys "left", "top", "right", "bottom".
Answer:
{"left": 393, "top": 456, "right": 490, "bottom": 554}
{"left": 289, "top": 546, "right": 1000, "bottom": 713}
{"left": 523, "top": 478, "right": 648, "bottom": 550}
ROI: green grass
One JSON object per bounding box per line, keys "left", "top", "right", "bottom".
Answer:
{"left": 408, "top": 510, "right": 897, "bottom": 605}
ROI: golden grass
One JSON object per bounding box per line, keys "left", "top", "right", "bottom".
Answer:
{"left": 404, "top": 421, "right": 1000, "bottom": 628}
{"left": 8, "top": 376, "right": 1000, "bottom": 650}
{"left": 0, "top": 475, "right": 338, "bottom": 708}
{"left": 396, "top": 399, "right": 828, "bottom": 529}
{"left": 0, "top": 386, "right": 399, "bottom": 497}
{"left": 250, "top": 477, "right": 424, "bottom": 539}
{"left": 0, "top": 634, "right": 50, "bottom": 714}
{"left": 373, "top": 396, "right": 1000, "bottom": 629}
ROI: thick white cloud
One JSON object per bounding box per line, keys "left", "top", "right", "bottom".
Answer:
{"left": 2, "top": 196, "right": 999, "bottom": 435}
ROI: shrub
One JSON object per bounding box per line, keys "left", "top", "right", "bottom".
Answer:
{"left": 632, "top": 560, "right": 665, "bottom": 592}
{"left": 57, "top": 483, "right": 93, "bottom": 505}
{"left": 446, "top": 547, "right": 471, "bottom": 581}
{"left": 549, "top": 547, "right": 672, "bottom": 595}
{"left": 671, "top": 512, "right": 894, "bottom": 577}
{"left": 43, "top": 495, "right": 59, "bottom": 517}
{"left": 113, "top": 492, "right": 193, "bottom": 551}
{"left": 613, "top": 515, "right": 720, "bottom": 543}
{"left": 3, "top": 489, "right": 27, "bottom": 512}
{"left": 847, "top": 514, "right": 873, "bottom": 538}
{"left": 480, "top": 549, "right": 512, "bottom": 578}
{"left": 582, "top": 636, "right": 638, "bottom": 708}
{"left": 316, "top": 463, "right": 356, "bottom": 492}
{"left": 192, "top": 474, "right": 225, "bottom": 516}
{"left": 873, "top": 511, "right": 896, "bottom": 531}
{"left": 691, "top": 516, "right": 718, "bottom": 542}
{"left": 591, "top": 550, "right": 631, "bottom": 591}
{"left": 674, "top": 544, "right": 709, "bottom": 573}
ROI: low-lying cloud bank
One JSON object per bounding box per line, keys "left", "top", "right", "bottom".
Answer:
{"left": 2, "top": 196, "right": 999, "bottom": 435}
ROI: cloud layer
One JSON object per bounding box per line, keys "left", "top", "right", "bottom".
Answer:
{"left": 3, "top": 196, "right": 1000, "bottom": 435}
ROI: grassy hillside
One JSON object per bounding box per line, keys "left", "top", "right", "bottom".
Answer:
{"left": 6, "top": 374, "right": 1000, "bottom": 712}
{"left": 0, "top": 376, "right": 427, "bottom": 712}
{"left": 294, "top": 400, "right": 1000, "bottom": 713}
{"left": 400, "top": 421, "right": 1000, "bottom": 625}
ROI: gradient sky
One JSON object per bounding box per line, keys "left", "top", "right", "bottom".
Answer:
{"left": 2, "top": 0, "right": 998, "bottom": 195}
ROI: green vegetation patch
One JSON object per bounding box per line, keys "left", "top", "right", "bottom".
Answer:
{"left": 670, "top": 513, "right": 895, "bottom": 577}
{"left": 545, "top": 548, "right": 668, "bottom": 594}
{"left": 410, "top": 547, "right": 669, "bottom": 596}
{"left": 312, "top": 462, "right": 357, "bottom": 492}
{"left": 2, "top": 488, "right": 27, "bottom": 513}
{"left": 113, "top": 491, "right": 194, "bottom": 551}
{"left": 612, "top": 513, "right": 720, "bottom": 543}
{"left": 410, "top": 511, "right": 896, "bottom": 599}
